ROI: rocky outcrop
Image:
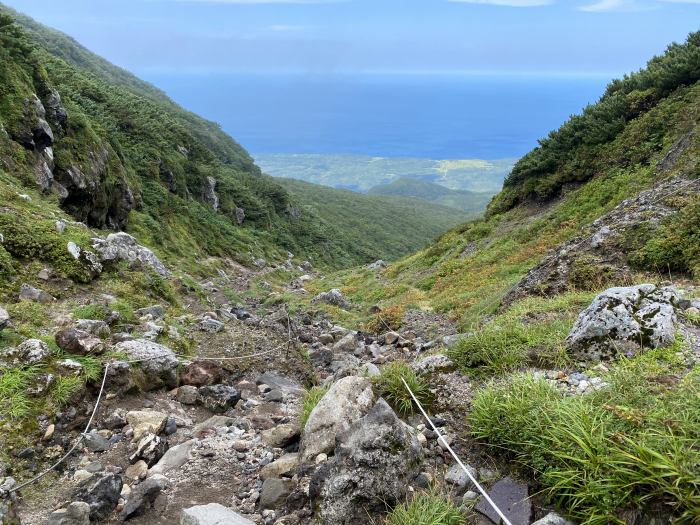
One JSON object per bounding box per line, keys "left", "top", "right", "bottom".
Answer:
{"left": 92, "top": 233, "right": 170, "bottom": 277}
{"left": 299, "top": 376, "right": 377, "bottom": 462}
{"left": 0, "top": 307, "right": 9, "bottom": 331}
{"left": 309, "top": 399, "right": 423, "bottom": 525}
{"left": 203, "top": 177, "right": 219, "bottom": 210}
{"left": 503, "top": 175, "right": 700, "bottom": 306}
{"left": 566, "top": 284, "right": 679, "bottom": 361}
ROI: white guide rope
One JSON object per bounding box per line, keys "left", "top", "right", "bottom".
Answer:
{"left": 401, "top": 377, "right": 513, "bottom": 525}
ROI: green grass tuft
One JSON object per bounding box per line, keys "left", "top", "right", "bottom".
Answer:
{"left": 299, "top": 385, "right": 329, "bottom": 429}
{"left": 384, "top": 490, "right": 466, "bottom": 525}
{"left": 374, "top": 361, "right": 432, "bottom": 416}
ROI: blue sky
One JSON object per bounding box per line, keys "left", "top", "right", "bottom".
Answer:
{"left": 4, "top": 0, "right": 699, "bottom": 76}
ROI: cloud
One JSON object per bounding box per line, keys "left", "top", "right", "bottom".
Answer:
{"left": 579, "top": 0, "right": 639, "bottom": 11}
{"left": 448, "top": 0, "right": 553, "bottom": 6}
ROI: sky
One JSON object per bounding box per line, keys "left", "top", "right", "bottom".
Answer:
{"left": 3, "top": 0, "right": 700, "bottom": 77}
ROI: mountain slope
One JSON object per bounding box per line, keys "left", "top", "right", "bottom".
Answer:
{"left": 0, "top": 5, "right": 444, "bottom": 271}
{"left": 276, "top": 177, "right": 470, "bottom": 263}
{"left": 366, "top": 177, "right": 494, "bottom": 213}
{"left": 296, "top": 32, "right": 700, "bottom": 525}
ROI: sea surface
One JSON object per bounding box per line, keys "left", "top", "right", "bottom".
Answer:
{"left": 143, "top": 72, "right": 610, "bottom": 159}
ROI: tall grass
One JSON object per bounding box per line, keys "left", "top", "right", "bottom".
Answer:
{"left": 469, "top": 350, "right": 700, "bottom": 524}
{"left": 374, "top": 361, "right": 432, "bottom": 416}
{"left": 384, "top": 490, "right": 466, "bottom": 525}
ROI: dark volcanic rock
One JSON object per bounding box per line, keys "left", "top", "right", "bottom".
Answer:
{"left": 73, "top": 472, "right": 123, "bottom": 521}
{"left": 475, "top": 477, "right": 531, "bottom": 525}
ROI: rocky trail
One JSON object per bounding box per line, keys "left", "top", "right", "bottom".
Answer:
{"left": 2, "top": 249, "right": 699, "bottom": 525}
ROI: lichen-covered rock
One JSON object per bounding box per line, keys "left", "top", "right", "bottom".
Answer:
{"left": 1, "top": 339, "right": 51, "bottom": 367}
{"left": 113, "top": 340, "right": 178, "bottom": 390}
{"left": 299, "top": 376, "right": 377, "bottom": 462}
{"left": 566, "top": 284, "right": 679, "bottom": 361}
{"left": 313, "top": 289, "right": 350, "bottom": 309}
{"left": 198, "top": 385, "right": 240, "bottom": 413}
{"left": 309, "top": 399, "right": 423, "bottom": 525}
{"left": 92, "top": 233, "right": 169, "bottom": 277}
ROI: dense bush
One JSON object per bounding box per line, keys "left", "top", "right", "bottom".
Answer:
{"left": 489, "top": 31, "right": 700, "bottom": 214}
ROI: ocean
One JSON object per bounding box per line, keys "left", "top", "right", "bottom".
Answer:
{"left": 142, "top": 72, "right": 610, "bottom": 160}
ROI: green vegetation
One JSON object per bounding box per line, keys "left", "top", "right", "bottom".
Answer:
{"left": 448, "top": 292, "right": 594, "bottom": 376}
{"left": 299, "top": 385, "right": 329, "bottom": 429}
{"left": 257, "top": 154, "right": 513, "bottom": 193}
{"left": 491, "top": 31, "right": 700, "bottom": 214}
{"left": 367, "top": 177, "right": 494, "bottom": 214}
{"left": 276, "top": 177, "right": 469, "bottom": 264}
{"left": 373, "top": 361, "right": 432, "bottom": 416}
{"left": 0, "top": 5, "right": 452, "bottom": 272}
{"left": 469, "top": 345, "right": 700, "bottom": 524}
{"left": 385, "top": 490, "right": 466, "bottom": 525}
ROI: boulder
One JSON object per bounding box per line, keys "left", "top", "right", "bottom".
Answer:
{"left": 11, "top": 339, "right": 51, "bottom": 366}
{"left": 566, "top": 284, "right": 679, "bottom": 361}
{"left": 121, "top": 474, "right": 168, "bottom": 519}
{"left": 367, "top": 260, "right": 386, "bottom": 270}
{"left": 72, "top": 472, "right": 123, "bottom": 521}
{"left": 55, "top": 328, "right": 105, "bottom": 356}
{"left": 74, "top": 319, "right": 110, "bottom": 338}
{"left": 149, "top": 439, "right": 196, "bottom": 476}
{"left": 313, "top": 289, "right": 349, "bottom": 309}
{"left": 332, "top": 333, "right": 358, "bottom": 353}
{"left": 260, "top": 453, "right": 299, "bottom": 480}
{"left": 255, "top": 373, "right": 304, "bottom": 397}
{"left": 259, "top": 478, "right": 291, "bottom": 510}
{"left": 18, "top": 283, "right": 54, "bottom": 303}
{"left": 299, "top": 376, "right": 377, "bottom": 462}
{"left": 114, "top": 340, "right": 179, "bottom": 390}
{"left": 83, "top": 431, "right": 109, "bottom": 453}
{"left": 0, "top": 307, "right": 9, "bottom": 331}
{"left": 261, "top": 424, "right": 299, "bottom": 449}
{"left": 180, "top": 503, "right": 255, "bottom": 525}
{"left": 198, "top": 385, "right": 240, "bottom": 412}
{"left": 126, "top": 410, "right": 168, "bottom": 441}
{"left": 181, "top": 361, "right": 223, "bottom": 387}
{"left": 92, "top": 233, "right": 170, "bottom": 277}
{"left": 135, "top": 305, "right": 165, "bottom": 320}
{"left": 129, "top": 433, "right": 168, "bottom": 467}
{"left": 475, "top": 476, "right": 531, "bottom": 525}
{"left": 309, "top": 399, "right": 423, "bottom": 525}
{"left": 176, "top": 385, "right": 200, "bottom": 405}
{"left": 199, "top": 318, "right": 224, "bottom": 333}
{"left": 46, "top": 501, "right": 91, "bottom": 525}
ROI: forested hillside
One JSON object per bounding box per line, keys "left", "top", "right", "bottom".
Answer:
{"left": 0, "top": 5, "right": 448, "bottom": 270}
{"left": 276, "top": 177, "right": 470, "bottom": 263}
{"left": 367, "top": 177, "right": 494, "bottom": 213}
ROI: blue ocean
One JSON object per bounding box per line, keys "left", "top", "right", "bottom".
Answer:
{"left": 143, "top": 72, "right": 610, "bottom": 159}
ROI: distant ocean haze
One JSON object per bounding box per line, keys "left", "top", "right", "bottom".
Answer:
{"left": 141, "top": 72, "right": 610, "bottom": 160}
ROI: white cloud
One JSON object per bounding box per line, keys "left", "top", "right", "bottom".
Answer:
{"left": 448, "top": 0, "right": 553, "bottom": 6}
{"left": 579, "top": 0, "right": 638, "bottom": 11}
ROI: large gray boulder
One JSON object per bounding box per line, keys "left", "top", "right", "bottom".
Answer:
{"left": 92, "top": 233, "right": 169, "bottom": 277}
{"left": 180, "top": 503, "right": 254, "bottom": 525}
{"left": 113, "top": 340, "right": 179, "bottom": 390}
{"left": 299, "top": 376, "right": 377, "bottom": 462}
{"left": 566, "top": 284, "right": 679, "bottom": 361}
{"left": 309, "top": 399, "right": 423, "bottom": 525}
